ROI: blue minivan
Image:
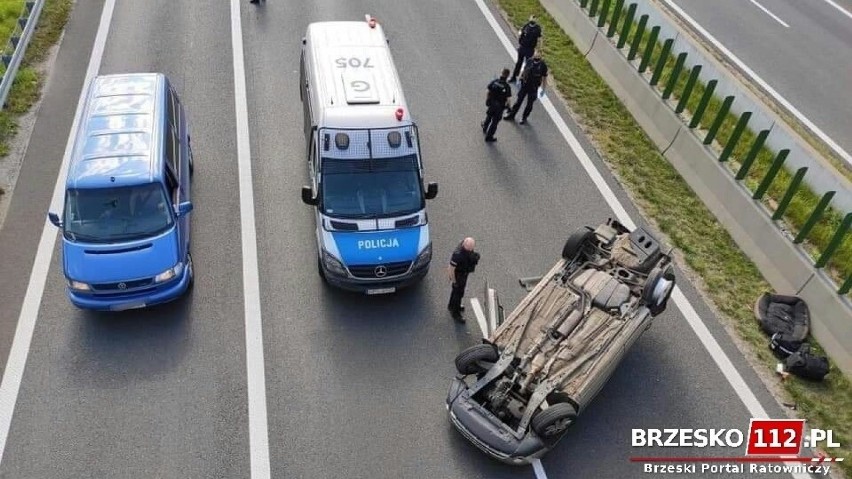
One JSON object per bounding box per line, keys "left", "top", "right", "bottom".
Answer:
{"left": 48, "top": 73, "right": 195, "bottom": 311}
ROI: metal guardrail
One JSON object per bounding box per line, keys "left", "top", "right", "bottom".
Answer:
{"left": 0, "top": 0, "right": 45, "bottom": 109}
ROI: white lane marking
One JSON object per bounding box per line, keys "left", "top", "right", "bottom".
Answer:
{"left": 0, "top": 0, "right": 116, "bottom": 465}
{"left": 229, "top": 1, "right": 271, "bottom": 478}
{"left": 748, "top": 0, "right": 791, "bottom": 28}
{"left": 470, "top": 298, "right": 489, "bottom": 338}
{"left": 472, "top": 1, "right": 808, "bottom": 478}
{"left": 532, "top": 459, "right": 550, "bottom": 479}
{"left": 661, "top": 0, "right": 851, "bottom": 167}
{"left": 821, "top": 0, "right": 852, "bottom": 21}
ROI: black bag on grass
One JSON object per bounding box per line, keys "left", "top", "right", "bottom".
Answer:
{"left": 785, "top": 344, "right": 829, "bottom": 381}
{"left": 769, "top": 332, "right": 804, "bottom": 359}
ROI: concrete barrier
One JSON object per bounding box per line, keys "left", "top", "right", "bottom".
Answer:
{"left": 538, "top": 0, "right": 852, "bottom": 374}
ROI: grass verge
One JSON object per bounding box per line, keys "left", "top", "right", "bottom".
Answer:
{"left": 496, "top": 0, "right": 852, "bottom": 475}
{"left": 0, "top": 0, "right": 73, "bottom": 195}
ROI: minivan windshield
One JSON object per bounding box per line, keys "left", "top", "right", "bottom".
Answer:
{"left": 63, "top": 183, "right": 174, "bottom": 243}
{"left": 320, "top": 154, "right": 424, "bottom": 219}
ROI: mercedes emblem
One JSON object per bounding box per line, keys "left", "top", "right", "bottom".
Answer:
{"left": 374, "top": 265, "right": 388, "bottom": 278}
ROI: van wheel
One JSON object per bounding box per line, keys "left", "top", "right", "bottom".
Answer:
{"left": 317, "top": 255, "right": 327, "bottom": 282}
{"left": 189, "top": 147, "right": 195, "bottom": 177}
{"left": 186, "top": 253, "right": 195, "bottom": 289}
{"left": 643, "top": 264, "right": 675, "bottom": 316}
{"left": 532, "top": 402, "right": 577, "bottom": 441}
{"left": 454, "top": 344, "right": 498, "bottom": 375}
{"left": 562, "top": 230, "right": 593, "bottom": 260}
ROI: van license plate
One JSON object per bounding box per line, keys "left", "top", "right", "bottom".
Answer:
{"left": 366, "top": 287, "right": 395, "bottom": 295}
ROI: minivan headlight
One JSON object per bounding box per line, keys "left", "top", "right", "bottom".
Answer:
{"left": 154, "top": 262, "right": 185, "bottom": 283}
{"left": 322, "top": 250, "right": 348, "bottom": 276}
{"left": 68, "top": 280, "right": 91, "bottom": 291}
{"left": 413, "top": 243, "right": 432, "bottom": 269}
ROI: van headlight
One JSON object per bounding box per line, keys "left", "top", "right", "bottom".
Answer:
{"left": 68, "top": 280, "right": 91, "bottom": 291}
{"left": 322, "top": 250, "right": 348, "bottom": 276}
{"left": 154, "top": 262, "right": 185, "bottom": 283}
{"left": 412, "top": 243, "right": 432, "bottom": 269}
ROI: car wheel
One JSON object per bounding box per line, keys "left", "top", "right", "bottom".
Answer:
{"left": 189, "top": 147, "right": 195, "bottom": 177}
{"left": 317, "top": 255, "right": 327, "bottom": 282}
{"left": 643, "top": 264, "right": 675, "bottom": 316}
{"left": 561, "top": 230, "right": 594, "bottom": 260}
{"left": 532, "top": 402, "right": 577, "bottom": 441}
{"left": 186, "top": 252, "right": 194, "bottom": 289}
{"left": 454, "top": 344, "right": 498, "bottom": 375}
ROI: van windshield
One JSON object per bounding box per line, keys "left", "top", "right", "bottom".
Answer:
{"left": 320, "top": 155, "right": 424, "bottom": 219}
{"left": 63, "top": 184, "right": 174, "bottom": 243}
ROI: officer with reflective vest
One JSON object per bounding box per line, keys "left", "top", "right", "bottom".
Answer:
{"left": 481, "top": 68, "right": 512, "bottom": 142}
{"left": 504, "top": 50, "right": 548, "bottom": 125}
{"left": 509, "top": 16, "right": 543, "bottom": 83}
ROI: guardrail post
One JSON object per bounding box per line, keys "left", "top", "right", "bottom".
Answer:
{"left": 703, "top": 95, "right": 734, "bottom": 145}
{"left": 840, "top": 275, "right": 852, "bottom": 295}
{"left": 617, "top": 3, "right": 637, "bottom": 48}
{"left": 589, "top": 0, "right": 600, "bottom": 17}
{"left": 794, "top": 191, "right": 836, "bottom": 244}
{"left": 719, "top": 112, "right": 751, "bottom": 162}
{"left": 650, "top": 39, "right": 673, "bottom": 86}
{"left": 580, "top": 0, "right": 590, "bottom": 8}
{"left": 688, "top": 79, "right": 716, "bottom": 128}
{"left": 815, "top": 213, "right": 852, "bottom": 268}
{"left": 628, "top": 15, "right": 648, "bottom": 61}
{"left": 662, "top": 52, "right": 687, "bottom": 99}
{"left": 772, "top": 166, "right": 806, "bottom": 220}
{"left": 675, "top": 65, "right": 701, "bottom": 114}
{"left": 638, "top": 26, "right": 660, "bottom": 73}
{"left": 599, "top": 0, "right": 611, "bottom": 27}
{"left": 736, "top": 129, "right": 770, "bottom": 179}
{"left": 608, "top": 0, "right": 625, "bottom": 37}
{"left": 753, "top": 149, "right": 788, "bottom": 200}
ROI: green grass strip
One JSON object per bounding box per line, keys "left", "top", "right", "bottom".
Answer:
{"left": 496, "top": 0, "right": 851, "bottom": 474}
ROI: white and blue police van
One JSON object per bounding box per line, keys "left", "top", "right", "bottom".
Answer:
{"left": 299, "top": 15, "right": 439, "bottom": 295}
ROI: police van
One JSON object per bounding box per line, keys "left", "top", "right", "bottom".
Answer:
{"left": 300, "top": 15, "right": 438, "bottom": 294}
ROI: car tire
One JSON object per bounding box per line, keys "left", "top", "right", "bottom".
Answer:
{"left": 531, "top": 402, "right": 577, "bottom": 441}
{"left": 454, "top": 344, "right": 498, "bottom": 375}
{"left": 561, "top": 230, "right": 593, "bottom": 260}
{"left": 643, "top": 264, "right": 675, "bottom": 316}
{"left": 186, "top": 252, "right": 194, "bottom": 289}
{"left": 317, "top": 255, "right": 327, "bottom": 282}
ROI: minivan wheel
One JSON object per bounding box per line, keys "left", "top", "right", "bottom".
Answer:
{"left": 643, "top": 264, "right": 675, "bottom": 316}
{"left": 189, "top": 147, "right": 195, "bottom": 177}
{"left": 561, "top": 230, "right": 593, "bottom": 261}
{"left": 531, "top": 402, "right": 577, "bottom": 441}
{"left": 317, "top": 255, "right": 327, "bottom": 282}
{"left": 454, "top": 344, "right": 498, "bottom": 375}
{"left": 186, "top": 253, "right": 195, "bottom": 289}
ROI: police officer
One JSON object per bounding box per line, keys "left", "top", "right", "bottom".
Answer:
{"left": 482, "top": 68, "right": 512, "bottom": 142}
{"left": 509, "top": 16, "right": 543, "bottom": 83}
{"left": 447, "top": 237, "right": 480, "bottom": 322}
{"left": 504, "top": 50, "right": 548, "bottom": 125}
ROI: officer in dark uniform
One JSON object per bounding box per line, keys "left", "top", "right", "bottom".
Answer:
{"left": 482, "top": 68, "right": 512, "bottom": 142}
{"left": 447, "top": 237, "right": 480, "bottom": 322}
{"left": 504, "top": 50, "right": 548, "bottom": 125}
{"left": 509, "top": 16, "right": 543, "bottom": 83}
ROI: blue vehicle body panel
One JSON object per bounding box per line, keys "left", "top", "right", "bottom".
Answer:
{"left": 56, "top": 73, "right": 193, "bottom": 310}
{"left": 63, "top": 229, "right": 178, "bottom": 283}
{"left": 330, "top": 226, "right": 422, "bottom": 265}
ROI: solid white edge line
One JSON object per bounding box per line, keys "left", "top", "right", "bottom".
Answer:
{"left": 229, "top": 1, "right": 271, "bottom": 478}
{"left": 661, "top": 0, "right": 852, "bottom": 166}
{"left": 748, "top": 0, "right": 791, "bottom": 27}
{"left": 821, "top": 0, "right": 852, "bottom": 21}
{"left": 472, "top": 1, "right": 809, "bottom": 478}
{"left": 532, "top": 458, "right": 550, "bottom": 479}
{"left": 0, "top": 0, "right": 116, "bottom": 465}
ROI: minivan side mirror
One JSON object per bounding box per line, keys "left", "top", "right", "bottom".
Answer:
{"left": 425, "top": 182, "right": 438, "bottom": 200}
{"left": 301, "top": 186, "right": 318, "bottom": 206}
{"left": 48, "top": 212, "right": 63, "bottom": 228}
{"left": 176, "top": 201, "right": 193, "bottom": 217}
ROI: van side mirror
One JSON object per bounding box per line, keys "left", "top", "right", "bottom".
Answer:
{"left": 176, "top": 201, "right": 193, "bottom": 217}
{"left": 301, "top": 186, "right": 318, "bottom": 206}
{"left": 425, "top": 182, "right": 438, "bottom": 200}
{"left": 48, "top": 212, "right": 63, "bottom": 228}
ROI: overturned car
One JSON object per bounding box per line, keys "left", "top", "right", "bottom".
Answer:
{"left": 446, "top": 219, "right": 676, "bottom": 465}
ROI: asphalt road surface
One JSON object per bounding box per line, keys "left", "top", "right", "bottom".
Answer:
{"left": 0, "top": 0, "right": 817, "bottom": 478}
{"left": 669, "top": 0, "right": 852, "bottom": 161}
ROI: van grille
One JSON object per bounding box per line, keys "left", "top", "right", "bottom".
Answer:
{"left": 90, "top": 277, "right": 154, "bottom": 292}
{"left": 348, "top": 261, "right": 411, "bottom": 279}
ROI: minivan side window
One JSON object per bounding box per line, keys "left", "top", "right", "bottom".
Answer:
{"left": 165, "top": 88, "right": 181, "bottom": 175}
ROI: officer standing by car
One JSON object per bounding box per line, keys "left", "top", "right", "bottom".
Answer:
{"left": 482, "top": 68, "right": 512, "bottom": 142}
{"left": 504, "top": 50, "right": 548, "bottom": 125}
{"left": 509, "top": 15, "right": 543, "bottom": 83}
{"left": 447, "top": 237, "right": 480, "bottom": 322}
